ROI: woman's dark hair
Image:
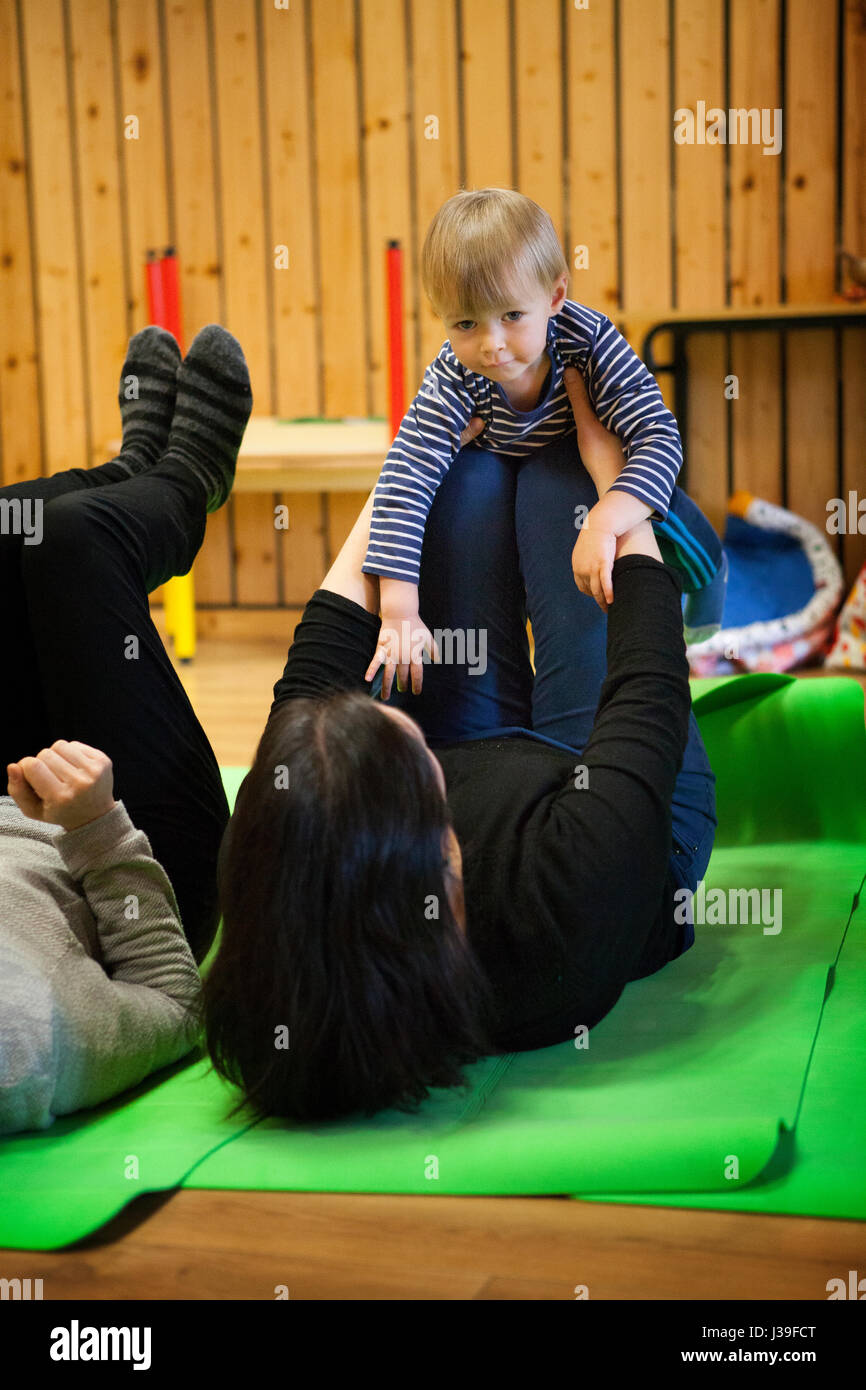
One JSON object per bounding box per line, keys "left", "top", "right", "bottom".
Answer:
{"left": 203, "top": 689, "right": 499, "bottom": 1123}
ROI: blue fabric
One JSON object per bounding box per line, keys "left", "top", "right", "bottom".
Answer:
{"left": 374, "top": 432, "right": 718, "bottom": 959}
{"left": 683, "top": 549, "right": 729, "bottom": 636}
{"left": 721, "top": 513, "right": 815, "bottom": 628}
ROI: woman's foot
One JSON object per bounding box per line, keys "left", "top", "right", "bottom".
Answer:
{"left": 650, "top": 487, "right": 727, "bottom": 640}
{"left": 158, "top": 325, "right": 253, "bottom": 512}
{"left": 110, "top": 326, "right": 183, "bottom": 476}
{"left": 683, "top": 549, "right": 729, "bottom": 645}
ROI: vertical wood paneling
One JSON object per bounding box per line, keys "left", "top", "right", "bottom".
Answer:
{"left": 359, "top": 0, "right": 412, "bottom": 420}
{"left": 673, "top": 0, "right": 727, "bottom": 533}
{"left": 684, "top": 332, "right": 729, "bottom": 535}
{"left": 264, "top": 0, "right": 318, "bottom": 418}
{"left": 619, "top": 0, "right": 671, "bottom": 310}
{"left": 728, "top": 0, "right": 781, "bottom": 306}
{"left": 409, "top": 0, "right": 460, "bottom": 378}
{"left": 673, "top": 0, "right": 725, "bottom": 307}
{"left": 730, "top": 331, "right": 783, "bottom": 506}
{"left": 309, "top": 0, "right": 366, "bottom": 415}
{"left": 164, "top": 2, "right": 221, "bottom": 351}
{"left": 20, "top": 0, "right": 87, "bottom": 475}
{"left": 0, "top": 0, "right": 41, "bottom": 484}
{"left": 461, "top": 0, "right": 512, "bottom": 190}
{"left": 70, "top": 0, "right": 127, "bottom": 484}
{"left": 262, "top": 0, "right": 326, "bottom": 604}
{"left": 211, "top": 1, "right": 270, "bottom": 388}
{"left": 565, "top": 0, "right": 618, "bottom": 316}
{"left": 785, "top": 327, "right": 837, "bottom": 530}
{"left": 212, "top": 0, "right": 275, "bottom": 605}
{"left": 307, "top": 0, "right": 367, "bottom": 581}
{"left": 784, "top": 0, "right": 839, "bottom": 532}
{"left": 115, "top": 0, "right": 169, "bottom": 317}
{"left": 280, "top": 493, "right": 327, "bottom": 606}
{"left": 785, "top": 0, "right": 838, "bottom": 302}
{"left": 514, "top": 0, "right": 562, "bottom": 234}
{"left": 163, "top": 0, "right": 230, "bottom": 606}
{"left": 729, "top": 0, "right": 783, "bottom": 507}
{"left": 842, "top": 0, "right": 866, "bottom": 266}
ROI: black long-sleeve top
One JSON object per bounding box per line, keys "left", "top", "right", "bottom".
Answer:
{"left": 269, "top": 554, "right": 692, "bottom": 1051}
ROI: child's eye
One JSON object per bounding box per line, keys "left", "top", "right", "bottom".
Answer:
{"left": 454, "top": 312, "right": 522, "bottom": 330}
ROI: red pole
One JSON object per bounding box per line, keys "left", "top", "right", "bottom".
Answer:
{"left": 386, "top": 239, "right": 405, "bottom": 441}
{"left": 159, "top": 244, "right": 184, "bottom": 353}
{"left": 145, "top": 249, "right": 165, "bottom": 326}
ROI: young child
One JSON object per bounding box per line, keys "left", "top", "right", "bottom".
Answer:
{"left": 363, "top": 187, "right": 727, "bottom": 696}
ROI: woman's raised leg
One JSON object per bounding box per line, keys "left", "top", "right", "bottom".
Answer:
{"left": 6, "top": 324, "right": 251, "bottom": 963}
{"left": 0, "top": 326, "right": 182, "bottom": 764}
{"left": 514, "top": 434, "right": 718, "bottom": 961}
{"left": 514, "top": 437, "right": 610, "bottom": 750}
{"left": 383, "top": 442, "right": 535, "bottom": 744}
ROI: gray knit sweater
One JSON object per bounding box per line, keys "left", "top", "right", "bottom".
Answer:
{"left": 0, "top": 794, "right": 204, "bottom": 1135}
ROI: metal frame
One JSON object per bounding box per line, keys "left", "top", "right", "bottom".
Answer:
{"left": 638, "top": 310, "right": 865, "bottom": 504}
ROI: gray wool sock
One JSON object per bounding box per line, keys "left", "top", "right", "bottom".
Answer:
{"left": 158, "top": 324, "right": 253, "bottom": 513}
{"left": 111, "top": 326, "right": 182, "bottom": 475}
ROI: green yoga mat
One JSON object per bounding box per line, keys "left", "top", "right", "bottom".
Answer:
{"left": 0, "top": 675, "right": 863, "bottom": 1250}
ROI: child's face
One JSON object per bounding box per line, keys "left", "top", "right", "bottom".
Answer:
{"left": 442, "top": 273, "right": 567, "bottom": 385}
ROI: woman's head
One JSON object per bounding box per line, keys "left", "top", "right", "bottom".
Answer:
{"left": 203, "top": 690, "right": 497, "bottom": 1123}
{"left": 421, "top": 186, "right": 569, "bottom": 326}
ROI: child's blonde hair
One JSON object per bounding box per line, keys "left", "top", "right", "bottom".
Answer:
{"left": 421, "top": 187, "right": 569, "bottom": 322}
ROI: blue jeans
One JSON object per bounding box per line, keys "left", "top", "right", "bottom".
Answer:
{"left": 379, "top": 433, "right": 718, "bottom": 957}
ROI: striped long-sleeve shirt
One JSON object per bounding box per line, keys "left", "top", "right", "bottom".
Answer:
{"left": 362, "top": 298, "right": 683, "bottom": 584}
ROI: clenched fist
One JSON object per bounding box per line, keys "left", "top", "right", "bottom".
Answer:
{"left": 7, "top": 740, "right": 117, "bottom": 832}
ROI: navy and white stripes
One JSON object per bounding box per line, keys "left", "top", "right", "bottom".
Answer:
{"left": 362, "top": 298, "right": 684, "bottom": 584}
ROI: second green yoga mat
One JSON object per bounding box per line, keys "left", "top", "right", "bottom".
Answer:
{"left": 0, "top": 674, "right": 863, "bottom": 1249}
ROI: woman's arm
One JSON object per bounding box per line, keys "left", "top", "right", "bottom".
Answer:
{"left": 319, "top": 487, "right": 381, "bottom": 614}
{"left": 320, "top": 416, "right": 485, "bottom": 618}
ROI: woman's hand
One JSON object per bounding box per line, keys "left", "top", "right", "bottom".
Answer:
{"left": 7, "top": 740, "right": 116, "bottom": 832}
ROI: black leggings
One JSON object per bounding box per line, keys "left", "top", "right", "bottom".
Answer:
{"left": 0, "top": 457, "right": 229, "bottom": 963}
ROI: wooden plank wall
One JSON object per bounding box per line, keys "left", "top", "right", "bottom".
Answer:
{"left": 1, "top": 0, "right": 864, "bottom": 612}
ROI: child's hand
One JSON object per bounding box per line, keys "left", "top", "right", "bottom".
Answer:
{"left": 364, "top": 580, "right": 439, "bottom": 699}
{"left": 7, "top": 740, "right": 117, "bottom": 832}
{"left": 365, "top": 611, "right": 440, "bottom": 700}
{"left": 572, "top": 522, "right": 617, "bottom": 611}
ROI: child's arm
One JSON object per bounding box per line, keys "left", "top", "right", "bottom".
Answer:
{"left": 582, "top": 312, "right": 683, "bottom": 520}
{"left": 565, "top": 367, "right": 655, "bottom": 610}
{"left": 364, "top": 576, "right": 440, "bottom": 700}
{"left": 575, "top": 487, "right": 655, "bottom": 611}
{"left": 364, "top": 407, "right": 486, "bottom": 700}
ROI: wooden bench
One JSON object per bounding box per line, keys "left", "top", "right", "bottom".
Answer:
{"left": 99, "top": 418, "right": 392, "bottom": 659}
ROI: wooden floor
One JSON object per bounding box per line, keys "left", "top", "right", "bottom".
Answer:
{"left": 3, "top": 610, "right": 865, "bottom": 1300}
{"left": 155, "top": 605, "right": 866, "bottom": 766}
